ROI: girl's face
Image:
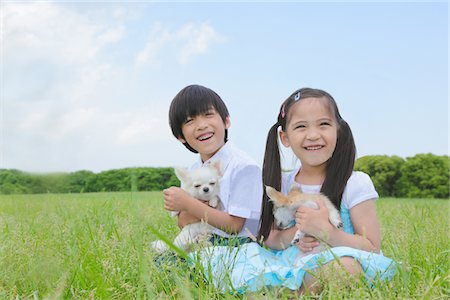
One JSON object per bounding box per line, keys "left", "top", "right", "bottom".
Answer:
{"left": 280, "top": 97, "right": 338, "bottom": 170}
{"left": 179, "top": 107, "right": 230, "bottom": 162}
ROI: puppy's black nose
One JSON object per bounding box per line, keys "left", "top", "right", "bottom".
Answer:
{"left": 203, "top": 187, "right": 209, "bottom": 193}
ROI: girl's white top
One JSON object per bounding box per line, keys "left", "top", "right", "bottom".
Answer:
{"left": 282, "top": 166, "right": 379, "bottom": 210}
{"left": 190, "top": 141, "right": 263, "bottom": 238}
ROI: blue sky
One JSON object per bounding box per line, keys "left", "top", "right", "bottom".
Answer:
{"left": 1, "top": 1, "right": 448, "bottom": 173}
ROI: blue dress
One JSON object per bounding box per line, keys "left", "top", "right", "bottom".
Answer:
{"left": 188, "top": 204, "right": 396, "bottom": 293}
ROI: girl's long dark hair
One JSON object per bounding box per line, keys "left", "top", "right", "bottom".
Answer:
{"left": 257, "top": 88, "right": 356, "bottom": 242}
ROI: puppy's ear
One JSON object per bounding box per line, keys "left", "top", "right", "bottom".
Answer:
{"left": 174, "top": 167, "right": 189, "bottom": 183}
{"left": 289, "top": 183, "right": 302, "bottom": 192}
{"left": 265, "top": 186, "right": 289, "bottom": 207}
{"left": 288, "top": 184, "right": 302, "bottom": 197}
{"left": 210, "top": 160, "right": 222, "bottom": 176}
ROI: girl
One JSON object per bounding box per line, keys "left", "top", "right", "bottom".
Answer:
{"left": 190, "top": 87, "right": 395, "bottom": 294}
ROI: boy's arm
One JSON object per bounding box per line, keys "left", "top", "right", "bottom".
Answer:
{"left": 182, "top": 199, "right": 245, "bottom": 233}
{"left": 164, "top": 186, "right": 245, "bottom": 234}
{"left": 177, "top": 211, "right": 200, "bottom": 228}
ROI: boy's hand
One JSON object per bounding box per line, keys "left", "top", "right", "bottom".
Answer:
{"left": 163, "top": 186, "right": 192, "bottom": 211}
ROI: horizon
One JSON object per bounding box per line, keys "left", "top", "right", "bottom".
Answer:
{"left": 2, "top": 152, "right": 447, "bottom": 175}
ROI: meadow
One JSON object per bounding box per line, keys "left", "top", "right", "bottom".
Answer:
{"left": 0, "top": 192, "right": 448, "bottom": 299}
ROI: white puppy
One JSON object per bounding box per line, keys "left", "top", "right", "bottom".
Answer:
{"left": 151, "top": 161, "right": 222, "bottom": 254}
{"left": 265, "top": 185, "right": 342, "bottom": 254}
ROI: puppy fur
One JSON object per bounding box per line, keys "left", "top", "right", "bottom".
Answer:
{"left": 265, "top": 185, "right": 342, "bottom": 254}
{"left": 151, "top": 161, "right": 222, "bottom": 254}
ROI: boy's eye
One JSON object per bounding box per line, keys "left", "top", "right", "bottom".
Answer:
{"left": 184, "top": 118, "right": 193, "bottom": 124}
{"left": 320, "top": 122, "right": 331, "bottom": 126}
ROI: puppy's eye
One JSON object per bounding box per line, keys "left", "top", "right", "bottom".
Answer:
{"left": 194, "top": 184, "right": 201, "bottom": 188}
{"left": 209, "top": 182, "right": 216, "bottom": 186}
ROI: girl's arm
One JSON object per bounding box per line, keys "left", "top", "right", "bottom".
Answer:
{"left": 264, "top": 226, "right": 298, "bottom": 250}
{"left": 164, "top": 186, "right": 245, "bottom": 234}
{"left": 296, "top": 199, "right": 380, "bottom": 253}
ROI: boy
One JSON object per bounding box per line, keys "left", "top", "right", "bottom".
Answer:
{"left": 163, "top": 84, "right": 262, "bottom": 244}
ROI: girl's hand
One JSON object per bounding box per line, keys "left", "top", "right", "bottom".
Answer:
{"left": 295, "top": 199, "right": 334, "bottom": 240}
{"left": 163, "top": 187, "right": 192, "bottom": 212}
{"left": 295, "top": 235, "right": 320, "bottom": 253}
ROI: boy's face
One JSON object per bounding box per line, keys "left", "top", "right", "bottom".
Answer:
{"left": 178, "top": 107, "right": 230, "bottom": 162}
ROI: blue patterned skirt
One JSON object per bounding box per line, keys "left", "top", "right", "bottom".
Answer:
{"left": 189, "top": 242, "right": 396, "bottom": 293}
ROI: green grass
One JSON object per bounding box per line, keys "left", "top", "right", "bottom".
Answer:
{"left": 0, "top": 192, "right": 448, "bottom": 299}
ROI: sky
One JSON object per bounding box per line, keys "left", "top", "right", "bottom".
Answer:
{"left": 1, "top": 1, "right": 448, "bottom": 173}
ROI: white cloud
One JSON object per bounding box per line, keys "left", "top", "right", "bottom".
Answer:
{"left": 3, "top": 2, "right": 125, "bottom": 66}
{"left": 177, "top": 22, "right": 225, "bottom": 65}
{"left": 2, "top": 3, "right": 222, "bottom": 172}
{"left": 117, "top": 113, "right": 170, "bottom": 145}
{"left": 135, "top": 21, "right": 225, "bottom": 67}
{"left": 135, "top": 22, "right": 172, "bottom": 67}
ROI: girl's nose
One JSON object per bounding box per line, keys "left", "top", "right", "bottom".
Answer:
{"left": 306, "top": 129, "right": 320, "bottom": 140}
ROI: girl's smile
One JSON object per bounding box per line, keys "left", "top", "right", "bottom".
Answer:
{"left": 303, "top": 145, "right": 325, "bottom": 151}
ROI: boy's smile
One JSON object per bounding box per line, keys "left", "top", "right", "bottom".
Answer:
{"left": 179, "top": 108, "right": 230, "bottom": 162}
{"left": 197, "top": 132, "right": 214, "bottom": 141}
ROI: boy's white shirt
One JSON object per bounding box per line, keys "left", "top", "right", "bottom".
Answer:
{"left": 282, "top": 166, "right": 379, "bottom": 210}
{"left": 187, "top": 141, "right": 262, "bottom": 238}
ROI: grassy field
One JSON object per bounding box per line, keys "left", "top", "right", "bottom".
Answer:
{"left": 0, "top": 192, "right": 448, "bottom": 299}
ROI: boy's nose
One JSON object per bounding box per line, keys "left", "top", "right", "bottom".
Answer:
{"left": 196, "top": 116, "right": 208, "bottom": 129}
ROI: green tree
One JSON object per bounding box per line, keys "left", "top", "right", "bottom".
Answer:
{"left": 355, "top": 155, "right": 404, "bottom": 197}
{"left": 67, "top": 170, "right": 96, "bottom": 193}
{"left": 395, "top": 154, "right": 449, "bottom": 198}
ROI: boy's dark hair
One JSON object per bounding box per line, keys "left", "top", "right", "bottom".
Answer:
{"left": 169, "top": 84, "right": 230, "bottom": 153}
{"left": 257, "top": 88, "right": 356, "bottom": 242}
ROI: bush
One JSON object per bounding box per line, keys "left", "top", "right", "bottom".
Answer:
{"left": 355, "top": 155, "right": 404, "bottom": 197}
{"left": 395, "top": 154, "right": 449, "bottom": 198}
{"left": 0, "top": 167, "right": 180, "bottom": 194}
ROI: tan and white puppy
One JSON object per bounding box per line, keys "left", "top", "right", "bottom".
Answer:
{"left": 265, "top": 185, "right": 342, "bottom": 253}
{"left": 151, "top": 161, "right": 222, "bottom": 253}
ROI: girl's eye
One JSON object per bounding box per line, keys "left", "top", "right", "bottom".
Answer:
{"left": 320, "top": 122, "right": 331, "bottom": 126}
{"left": 294, "top": 124, "right": 306, "bottom": 129}
{"left": 185, "top": 118, "right": 193, "bottom": 124}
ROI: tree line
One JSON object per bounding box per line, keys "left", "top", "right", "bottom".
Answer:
{"left": 0, "top": 167, "right": 179, "bottom": 195}
{"left": 0, "top": 153, "right": 448, "bottom": 198}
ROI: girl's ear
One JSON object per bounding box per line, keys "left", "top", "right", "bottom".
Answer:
{"left": 225, "top": 117, "right": 231, "bottom": 129}
{"left": 177, "top": 136, "right": 186, "bottom": 143}
{"left": 279, "top": 130, "right": 290, "bottom": 147}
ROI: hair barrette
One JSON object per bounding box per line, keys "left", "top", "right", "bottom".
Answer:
{"left": 294, "top": 91, "right": 301, "bottom": 101}
{"left": 281, "top": 104, "right": 285, "bottom": 119}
